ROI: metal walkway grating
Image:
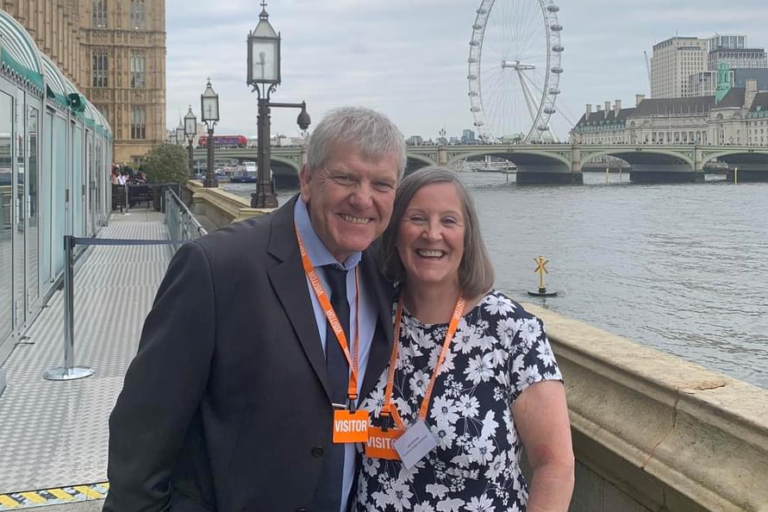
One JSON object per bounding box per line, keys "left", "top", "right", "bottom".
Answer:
{"left": 0, "top": 210, "right": 172, "bottom": 499}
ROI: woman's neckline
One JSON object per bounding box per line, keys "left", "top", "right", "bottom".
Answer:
{"left": 402, "top": 292, "right": 489, "bottom": 327}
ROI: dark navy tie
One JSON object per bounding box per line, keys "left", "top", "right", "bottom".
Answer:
{"left": 312, "top": 266, "right": 350, "bottom": 512}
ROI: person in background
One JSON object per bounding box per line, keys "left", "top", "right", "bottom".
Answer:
{"left": 104, "top": 107, "right": 406, "bottom": 512}
{"left": 356, "top": 167, "right": 574, "bottom": 512}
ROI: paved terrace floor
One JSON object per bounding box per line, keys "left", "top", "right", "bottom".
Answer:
{"left": 0, "top": 209, "right": 172, "bottom": 510}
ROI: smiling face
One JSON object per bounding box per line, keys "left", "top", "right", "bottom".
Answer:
{"left": 397, "top": 182, "right": 466, "bottom": 292}
{"left": 300, "top": 144, "right": 400, "bottom": 263}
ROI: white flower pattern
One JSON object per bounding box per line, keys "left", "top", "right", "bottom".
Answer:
{"left": 356, "top": 291, "right": 562, "bottom": 512}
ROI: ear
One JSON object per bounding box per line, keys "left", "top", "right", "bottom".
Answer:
{"left": 299, "top": 164, "right": 312, "bottom": 203}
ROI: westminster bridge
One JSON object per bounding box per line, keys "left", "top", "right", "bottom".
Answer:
{"left": 192, "top": 143, "right": 768, "bottom": 185}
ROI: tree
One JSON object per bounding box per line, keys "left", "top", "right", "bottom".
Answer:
{"left": 143, "top": 143, "right": 189, "bottom": 184}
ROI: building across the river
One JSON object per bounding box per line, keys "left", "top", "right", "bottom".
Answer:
{"left": 1, "top": 0, "right": 167, "bottom": 164}
{"left": 573, "top": 67, "right": 768, "bottom": 146}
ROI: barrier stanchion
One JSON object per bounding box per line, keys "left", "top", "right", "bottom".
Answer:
{"left": 43, "top": 236, "right": 182, "bottom": 382}
{"left": 44, "top": 235, "right": 96, "bottom": 381}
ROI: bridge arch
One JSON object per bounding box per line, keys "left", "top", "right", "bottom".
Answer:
{"left": 406, "top": 154, "right": 438, "bottom": 174}
{"left": 701, "top": 149, "right": 768, "bottom": 165}
{"left": 446, "top": 148, "right": 571, "bottom": 168}
{"left": 582, "top": 149, "right": 695, "bottom": 170}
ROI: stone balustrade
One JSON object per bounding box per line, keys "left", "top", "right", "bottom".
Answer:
{"left": 185, "top": 180, "right": 269, "bottom": 228}
{"left": 525, "top": 303, "right": 768, "bottom": 512}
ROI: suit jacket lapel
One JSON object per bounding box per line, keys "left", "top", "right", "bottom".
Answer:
{"left": 359, "top": 249, "right": 395, "bottom": 401}
{"left": 267, "top": 196, "right": 332, "bottom": 402}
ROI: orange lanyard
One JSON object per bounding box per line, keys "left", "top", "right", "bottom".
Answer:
{"left": 381, "top": 293, "right": 465, "bottom": 430}
{"left": 296, "top": 226, "right": 361, "bottom": 408}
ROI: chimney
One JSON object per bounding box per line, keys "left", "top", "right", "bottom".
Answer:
{"left": 605, "top": 101, "right": 611, "bottom": 118}
{"left": 614, "top": 99, "right": 622, "bottom": 116}
{"left": 586, "top": 103, "right": 592, "bottom": 116}
{"left": 596, "top": 104, "right": 603, "bottom": 112}
{"left": 745, "top": 79, "right": 758, "bottom": 109}
{"left": 636, "top": 94, "right": 646, "bottom": 106}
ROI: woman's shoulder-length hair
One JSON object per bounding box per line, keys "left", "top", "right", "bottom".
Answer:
{"left": 379, "top": 166, "right": 495, "bottom": 299}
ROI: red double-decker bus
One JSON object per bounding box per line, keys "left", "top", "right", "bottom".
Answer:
{"left": 198, "top": 135, "right": 248, "bottom": 148}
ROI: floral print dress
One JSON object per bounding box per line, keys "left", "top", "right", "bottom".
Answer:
{"left": 355, "top": 290, "right": 562, "bottom": 512}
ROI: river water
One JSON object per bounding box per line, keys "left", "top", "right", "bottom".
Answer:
{"left": 224, "top": 173, "right": 768, "bottom": 390}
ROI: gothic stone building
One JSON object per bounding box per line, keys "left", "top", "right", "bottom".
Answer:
{"left": 1, "top": 0, "right": 166, "bottom": 164}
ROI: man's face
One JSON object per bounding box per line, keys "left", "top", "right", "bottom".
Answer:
{"left": 300, "top": 144, "right": 400, "bottom": 262}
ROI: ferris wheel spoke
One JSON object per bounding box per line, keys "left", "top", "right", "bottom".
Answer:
{"left": 517, "top": 72, "right": 539, "bottom": 124}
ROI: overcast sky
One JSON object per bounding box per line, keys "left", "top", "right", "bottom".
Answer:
{"left": 165, "top": 0, "right": 768, "bottom": 141}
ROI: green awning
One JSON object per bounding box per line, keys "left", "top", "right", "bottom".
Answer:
{"left": 0, "top": 10, "right": 44, "bottom": 91}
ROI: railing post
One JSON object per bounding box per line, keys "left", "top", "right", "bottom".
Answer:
{"left": 44, "top": 236, "right": 96, "bottom": 381}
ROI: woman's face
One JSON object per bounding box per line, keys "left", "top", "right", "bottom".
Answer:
{"left": 397, "top": 182, "right": 465, "bottom": 292}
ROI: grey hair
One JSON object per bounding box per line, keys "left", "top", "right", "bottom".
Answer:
{"left": 306, "top": 107, "right": 407, "bottom": 178}
{"left": 379, "top": 166, "right": 495, "bottom": 299}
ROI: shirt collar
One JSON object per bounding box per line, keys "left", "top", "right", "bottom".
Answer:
{"left": 294, "top": 197, "right": 362, "bottom": 271}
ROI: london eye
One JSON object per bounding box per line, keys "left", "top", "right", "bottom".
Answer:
{"left": 468, "top": 0, "right": 564, "bottom": 143}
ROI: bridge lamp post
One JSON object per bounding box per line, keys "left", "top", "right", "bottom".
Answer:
{"left": 247, "top": 1, "right": 311, "bottom": 208}
{"left": 201, "top": 79, "right": 220, "bottom": 188}
{"left": 184, "top": 106, "right": 197, "bottom": 178}
{"left": 175, "top": 122, "right": 185, "bottom": 148}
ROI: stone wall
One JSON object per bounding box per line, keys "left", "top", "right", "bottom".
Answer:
{"left": 525, "top": 304, "right": 768, "bottom": 512}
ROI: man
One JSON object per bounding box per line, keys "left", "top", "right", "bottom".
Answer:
{"left": 105, "top": 107, "right": 406, "bottom": 512}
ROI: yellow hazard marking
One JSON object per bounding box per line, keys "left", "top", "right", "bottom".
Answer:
{"left": 48, "top": 489, "right": 74, "bottom": 501}
{"left": 18, "top": 494, "right": 45, "bottom": 505}
{"left": 0, "top": 495, "right": 20, "bottom": 508}
{"left": 74, "top": 486, "right": 104, "bottom": 499}
{"left": 0, "top": 482, "right": 108, "bottom": 510}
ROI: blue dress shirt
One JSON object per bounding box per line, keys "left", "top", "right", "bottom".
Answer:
{"left": 294, "top": 198, "right": 377, "bottom": 512}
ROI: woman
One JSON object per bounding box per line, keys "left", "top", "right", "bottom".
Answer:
{"left": 357, "top": 167, "right": 574, "bottom": 512}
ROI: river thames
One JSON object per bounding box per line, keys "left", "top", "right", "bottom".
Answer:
{"left": 225, "top": 173, "right": 768, "bottom": 389}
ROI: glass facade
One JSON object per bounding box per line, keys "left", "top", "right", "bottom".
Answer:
{"left": 1, "top": 91, "right": 13, "bottom": 343}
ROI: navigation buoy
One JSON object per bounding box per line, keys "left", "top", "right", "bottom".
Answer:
{"left": 528, "top": 255, "right": 558, "bottom": 297}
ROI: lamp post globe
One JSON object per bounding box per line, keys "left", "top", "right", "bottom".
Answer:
{"left": 200, "top": 79, "right": 220, "bottom": 188}
{"left": 184, "top": 106, "right": 197, "bottom": 178}
{"left": 247, "top": 2, "right": 281, "bottom": 88}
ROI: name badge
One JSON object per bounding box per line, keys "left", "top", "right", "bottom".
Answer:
{"left": 365, "top": 427, "right": 404, "bottom": 460}
{"left": 333, "top": 409, "right": 369, "bottom": 444}
{"left": 393, "top": 420, "right": 437, "bottom": 469}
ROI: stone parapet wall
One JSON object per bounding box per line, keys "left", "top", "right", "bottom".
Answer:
{"left": 524, "top": 304, "right": 768, "bottom": 512}
{"left": 186, "top": 182, "right": 270, "bottom": 228}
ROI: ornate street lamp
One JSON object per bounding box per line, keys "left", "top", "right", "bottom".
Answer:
{"left": 247, "top": 1, "right": 310, "bottom": 208}
{"left": 184, "top": 106, "right": 197, "bottom": 178}
{"left": 175, "top": 122, "right": 185, "bottom": 147}
{"left": 200, "top": 78, "right": 220, "bottom": 188}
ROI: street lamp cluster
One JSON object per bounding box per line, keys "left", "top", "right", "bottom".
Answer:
{"left": 170, "top": 81, "right": 219, "bottom": 189}
{"left": 168, "top": 1, "right": 309, "bottom": 201}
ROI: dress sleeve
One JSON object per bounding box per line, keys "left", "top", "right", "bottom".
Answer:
{"left": 505, "top": 310, "right": 563, "bottom": 403}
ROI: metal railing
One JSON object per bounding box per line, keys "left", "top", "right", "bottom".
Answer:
{"left": 164, "top": 187, "right": 207, "bottom": 252}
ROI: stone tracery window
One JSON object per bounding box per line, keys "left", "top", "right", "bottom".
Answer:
{"left": 130, "top": 52, "right": 146, "bottom": 89}
{"left": 131, "top": 0, "right": 146, "bottom": 30}
{"left": 92, "top": 0, "right": 107, "bottom": 28}
{"left": 131, "top": 106, "right": 146, "bottom": 140}
{"left": 92, "top": 50, "right": 108, "bottom": 88}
